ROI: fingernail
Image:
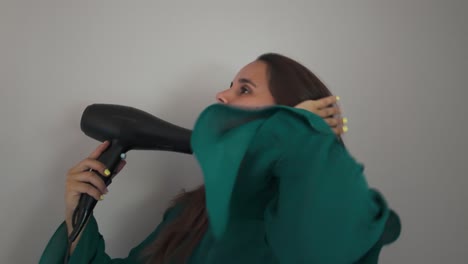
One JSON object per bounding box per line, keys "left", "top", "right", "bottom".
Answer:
{"left": 104, "top": 169, "right": 111, "bottom": 176}
{"left": 336, "top": 96, "right": 340, "bottom": 101}
{"left": 343, "top": 117, "right": 348, "bottom": 124}
{"left": 105, "top": 188, "right": 109, "bottom": 194}
{"left": 343, "top": 126, "right": 349, "bottom": 133}
{"left": 100, "top": 195, "right": 104, "bottom": 201}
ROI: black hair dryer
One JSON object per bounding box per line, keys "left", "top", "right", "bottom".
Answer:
{"left": 68, "top": 104, "right": 192, "bottom": 243}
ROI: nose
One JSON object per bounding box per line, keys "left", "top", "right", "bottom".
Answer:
{"left": 215, "top": 90, "right": 230, "bottom": 104}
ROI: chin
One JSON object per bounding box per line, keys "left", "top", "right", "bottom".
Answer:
{"left": 233, "top": 105, "right": 272, "bottom": 111}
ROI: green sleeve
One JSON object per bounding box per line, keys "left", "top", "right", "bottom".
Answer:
{"left": 39, "top": 208, "right": 179, "bottom": 264}
{"left": 262, "top": 111, "right": 393, "bottom": 263}
{"left": 38, "top": 216, "right": 115, "bottom": 264}
{"left": 191, "top": 104, "right": 400, "bottom": 264}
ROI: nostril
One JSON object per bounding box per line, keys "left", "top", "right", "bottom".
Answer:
{"left": 216, "top": 96, "right": 227, "bottom": 104}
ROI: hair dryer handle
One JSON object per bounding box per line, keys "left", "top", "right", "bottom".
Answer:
{"left": 69, "top": 141, "right": 127, "bottom": 242}
{"left": 95, "top": 140, "right": 127, "bottom": 185}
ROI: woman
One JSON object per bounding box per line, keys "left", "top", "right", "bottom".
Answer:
{"left": 40, "top": 53, "right": 400, "bottom": 263}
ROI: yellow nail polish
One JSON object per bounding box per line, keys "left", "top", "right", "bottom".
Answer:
{"left": 343, "top": 126, "right": 349, "bottom": 132}
{"left": 343, "top": 117, "right": 348, "bottom": 124}
{"left": 100, "top": 195, "right": 104, "bottom": 201}
{"left": 104, "top": 169, "right": 111, "bottom": 176}
{"left": 336, "top": 96, "right": 340, "bottom": 101}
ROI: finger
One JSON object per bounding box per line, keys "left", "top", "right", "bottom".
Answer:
{"left": 88, "top": 141, "right": 110, "bottom": 160}
{"left": 70, "top": 182, "right": 104, "bottom": 201}
{"left": 315, "top": 95, "right": 339, "bottom": 109}
{"left": 317, "top": 106, "right": 341, "bottom": 118}
{"left": 324, "top": 117, "right": 342, "bottom": 127}
{"left": 71, "top": 171, "right": 109, "bottom": 194}
{"left": 334, "top": 123, "right": 349, "bottom": 134}
{"left": 69, "top": 158, "right": 109, "bottom": 177}
{"left": 332, "top": 127, "right": 343, "bottom": 135}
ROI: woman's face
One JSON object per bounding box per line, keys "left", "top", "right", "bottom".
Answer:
{"left": 216, "top": 60, "right": 276, "bottom": 108}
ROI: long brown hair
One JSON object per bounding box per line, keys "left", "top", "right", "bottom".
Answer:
{"left": 143, "top": 53, "right": 339, "bottom": 263}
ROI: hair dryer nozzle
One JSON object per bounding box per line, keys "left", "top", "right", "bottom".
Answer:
{"left": 80, "top": 104, "right": 192, "bottom": 154}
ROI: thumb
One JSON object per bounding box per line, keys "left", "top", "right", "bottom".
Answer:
{"left": 294, "top": 100, "right": 317, "bottom": 110}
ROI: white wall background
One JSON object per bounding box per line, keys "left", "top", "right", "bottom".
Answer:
{"left": 1, "top": 0, "right": 466, "bottom": 263}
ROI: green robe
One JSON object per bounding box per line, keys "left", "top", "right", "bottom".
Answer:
{"left": 40, "top": 104, "right": 401, "bottom": 263}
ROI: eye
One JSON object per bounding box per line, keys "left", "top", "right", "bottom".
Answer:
{"left": 240, "top": 86, "right": 251, "bottom": 94}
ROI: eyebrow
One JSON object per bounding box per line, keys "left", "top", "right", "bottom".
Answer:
{"left": 238, "top": 78, "right": 257, "bottom": 88}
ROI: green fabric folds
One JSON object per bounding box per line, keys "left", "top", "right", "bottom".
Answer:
{"left": 39, "top": 104, "right": 400, "bottom": 264}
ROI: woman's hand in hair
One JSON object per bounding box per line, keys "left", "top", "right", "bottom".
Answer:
{"left": 294, "top": 95, "right": 348, "bottom": 135}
